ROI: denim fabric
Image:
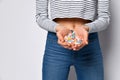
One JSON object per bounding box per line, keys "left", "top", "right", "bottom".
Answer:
{"left": 42, "top": 31, "right": 104, "bottom": 80}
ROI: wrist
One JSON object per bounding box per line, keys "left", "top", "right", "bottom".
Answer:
{"left": 82, "top": 25, "right": 90, "bottom": 32}
{"left": 55, "top": 24, "right": 67, "bottom": 32}
{"left": 55, "top": 24, "right": 61, "bottom": 32}
{"left": 74, "top": 25, "right": 89, "bottom": 32}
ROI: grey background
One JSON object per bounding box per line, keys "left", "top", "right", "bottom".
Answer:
{"left": 0, "top": 0, "right": 119, "bottom": 80}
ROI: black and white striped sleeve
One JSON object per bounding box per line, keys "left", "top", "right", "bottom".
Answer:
{"left": 35, "top": 0, "right": 59, "bottom": 33}
{"left": 84, "top": 0, "right": 111, "bottom": 33}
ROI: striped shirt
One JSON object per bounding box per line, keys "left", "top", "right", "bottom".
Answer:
{"left": 35, "top": 0, "right": 111, "bottom": 33}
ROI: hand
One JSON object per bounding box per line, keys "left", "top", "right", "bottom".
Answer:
{"left": 55, "top": 24, "right": 73, "bottom": 50}
{"left": 72, "top": 25, "right": 89, "bottom": 51}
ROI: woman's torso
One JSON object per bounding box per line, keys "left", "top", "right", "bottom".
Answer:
{"left": 53, "top": 18, "right": 92, "bottom": 30}
{"left": 50, "top": 0, "right": 97, "bottom": 24}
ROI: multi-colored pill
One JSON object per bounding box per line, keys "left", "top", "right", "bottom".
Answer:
{"left": 64, "top": 30, "right": 82, "bottom": 44}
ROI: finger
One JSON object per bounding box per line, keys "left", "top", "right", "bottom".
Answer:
{"left": 57, "top": 32, "right": 64, "bottom": 42}
{"left": 73, "top": 37, "right": 84, "bottom": 49}
{"left": 63, "top": 42, "right": 72, "bottom": 49}
{"left": 73, "top": 38, "right": 85, "bottom": 50}
{"left": 58, "top": 39, "right": 67, "bottom": 46}
{"left": 66, "top": 46, "right": 73, "bottom": 50}
{"left": 72, "top": 44, "right": 80, "bottom": 50}
{"left": 83, "top": 32, "right": 89, "bottom": 45}
{"left": 71, "top": 38, "right": 82, "bottom": 50}
{"left": 58, "top": 39, "right": 73, "bottom": 50}
{"left": 73, "top": 37, "right": 83, "bottom": 48}
{"left": 60, "top": 42, "right": 73, "bottom": 50}
{"left": 74, "top": 42, "right": 84, "bottom": 51}
{"left": 71, "top": 43, "right": 77, "bottom": 49}
{"left": 80, "top": 38, "right": 87, "bottom": 47}
{"left": 73, "top": 43, "right": 79, "bottom": 49}
{"left": 63, "top": 41, "right": 71, "bottom": 47}
{"left": 76, "top": 32, "right": 82, "bottom": 39}
{"left": 74, "top": 44, "right": 83, "bottom": 50}
{"left": 79, "top": 33, "right": 88, "bottom": 47}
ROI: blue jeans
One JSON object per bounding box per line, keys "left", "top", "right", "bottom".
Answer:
{"left": 42, "top": 31, "right": 104, "bottom": 80}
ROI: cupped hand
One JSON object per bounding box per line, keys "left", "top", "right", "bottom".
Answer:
{"left": 72, "top": 25, "right": 89, "bottom": 51}
{"left": 55, "top": 24, "right": 73, "bottom": 50}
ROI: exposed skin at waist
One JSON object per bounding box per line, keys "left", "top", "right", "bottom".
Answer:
{"left": 53, "top": 18, "right": 92, "bottom": 30}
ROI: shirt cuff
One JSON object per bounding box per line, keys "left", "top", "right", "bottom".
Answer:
{"left": 84, "top": 23, "right": 94, "bottom": 33}
{"left": 52, "top": 22, "right": 60, "bottom": 33}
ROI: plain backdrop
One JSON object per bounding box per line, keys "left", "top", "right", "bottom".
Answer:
{"left": 0, "top": 0, "right": 120, "bottom": 80}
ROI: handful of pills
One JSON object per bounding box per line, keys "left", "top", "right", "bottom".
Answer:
{"left": 64, "top": 30, "right": 82, "bottom": 44}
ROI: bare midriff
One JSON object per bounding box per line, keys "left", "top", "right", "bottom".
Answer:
{"left": 53, "top": 18, "right": 92, "bottom": 30}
